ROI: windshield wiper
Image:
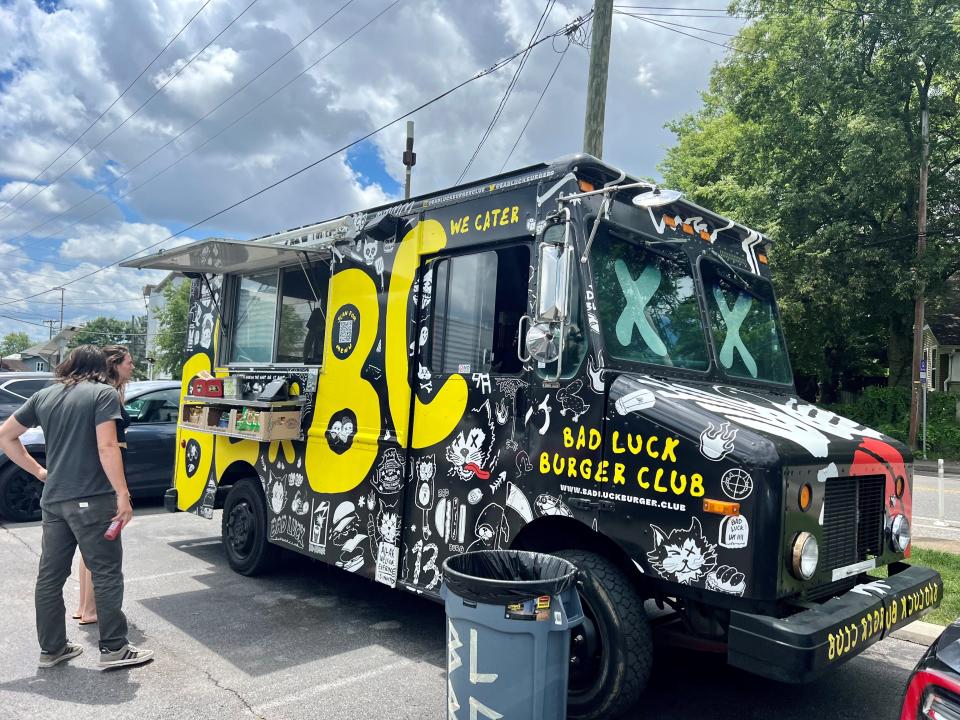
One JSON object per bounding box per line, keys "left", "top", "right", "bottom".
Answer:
{"left": 705, "top": 248, "right": 763, "bottom": 300}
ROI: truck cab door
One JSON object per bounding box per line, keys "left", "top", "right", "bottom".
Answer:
{"left": 401, "top": 243, "right": 533, "bottom": 595}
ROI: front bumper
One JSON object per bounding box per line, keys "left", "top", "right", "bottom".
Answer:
{"left": 728, "top": 563, "right": 942, "bottom": 683}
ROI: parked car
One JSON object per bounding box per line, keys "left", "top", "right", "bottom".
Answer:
{"left": 0, "top": 380, "right": 181, "bottom": 522}
{"left": 901, "top": 619, "right": 960, "bottom": 720}
{"left": 0, "top": 372, "right": 54, "bottom": 420}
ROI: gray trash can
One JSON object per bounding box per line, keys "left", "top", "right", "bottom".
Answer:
{"left": 441, "top": 550, "right": 583, "bottom": 720}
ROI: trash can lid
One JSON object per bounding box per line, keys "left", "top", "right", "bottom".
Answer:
{"left": 442, "top": 550, "right": 577, "bottom": 605}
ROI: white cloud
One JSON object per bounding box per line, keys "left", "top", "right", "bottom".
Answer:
{"left": 0, "top": 0, "right": 744, "bottom": 333}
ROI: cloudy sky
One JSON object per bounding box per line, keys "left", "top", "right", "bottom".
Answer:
{"left": 0, "top": 0, "right": 744, "bottom": 342}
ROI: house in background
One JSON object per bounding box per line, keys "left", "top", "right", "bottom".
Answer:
{"left": 142, "top": 271, "right": 185, "bottom": 379}
{"left": 922, "top": 313, "right": 960, "bottom": 393}
{"left": 2, "top": 326, "right": 81, "bottom": 373}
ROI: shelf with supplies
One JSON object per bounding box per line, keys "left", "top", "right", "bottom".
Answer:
{"left": 179, "top": 403, "right": 303, "bottom": 441}
{"left": 182, "top": 395, "right": 307, "bottom": 408}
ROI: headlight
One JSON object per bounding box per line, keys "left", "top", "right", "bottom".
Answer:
{"left": 891, "top": 514, "right": 911, "bottom": 552}
{"left": 790, "top": 532, "right": 819, "bottom": 580}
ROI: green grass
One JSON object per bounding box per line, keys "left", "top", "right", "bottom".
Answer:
{"left": 908, "top": 547, "right": 960, "bottom": 626}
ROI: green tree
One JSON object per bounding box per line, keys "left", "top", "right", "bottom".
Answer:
{"left": 70, "top": 315, "right": 149, "bottom": 379}
{"left": 154, "top": 279, "right": 191, "bottom": 379}
{"left": 0, "top": 331, "right": 31, "bottom": 357}
{"left": 659, "top": 0, "right": 960, "bottom": 400}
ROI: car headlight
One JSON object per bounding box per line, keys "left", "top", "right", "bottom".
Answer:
{"left": 791, "top": 532, "right": 819, "bottom": 580}
{"left": 891, "top": 514, "right": 911, "bottom": 552}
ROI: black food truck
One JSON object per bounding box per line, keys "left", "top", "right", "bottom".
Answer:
{"left": 124, "top": 154, "right": 942, "bottom": 719}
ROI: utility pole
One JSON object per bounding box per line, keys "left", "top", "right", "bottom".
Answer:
{"left": 56, "top": 286, "right": 64, "bottom": 332}
{"left": 582, "top": 0, "right": 614, "bottom": 159}
{"left": 402, "top": 121, "right": 416, "bottom": 200}
{"left": 42, "top": 319, "right": 57, "bottom": 339}
{"left": 908, "top": 100, "right": 930, "bottom": 449}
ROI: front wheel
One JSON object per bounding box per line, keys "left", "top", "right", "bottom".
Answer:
{"left": 0, "top": 463, "right": 43, "bottom": 522}
{"left": 557, "top": 549, "right": 652, "bottom": 720}
{"left": 221, "top": 479, "right": 278, "bottom": 576}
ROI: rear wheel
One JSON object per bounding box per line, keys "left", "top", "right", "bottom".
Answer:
{"left": 557, "top": 549, "right": 652, "bottom": 720}
{"left": 221, "top": 479, "right": 278, "bottom": 575}
{"left": 0, "top": 463, "right": 43, "bottom": 522}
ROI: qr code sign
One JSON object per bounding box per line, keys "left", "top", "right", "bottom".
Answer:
{"left": 338, "top": 320, "right": 353, "bottom": 344}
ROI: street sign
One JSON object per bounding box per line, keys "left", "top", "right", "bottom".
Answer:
{"left": 920, "top": 359, "right": 927, "bottom": 381}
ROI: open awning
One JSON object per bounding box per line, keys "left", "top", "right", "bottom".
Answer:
{"left": 120, "top": 238, "right": 328, "bottom": 274}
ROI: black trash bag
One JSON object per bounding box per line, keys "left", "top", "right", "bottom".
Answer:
{"left": 442, "top": 550, "right": 578, "bottom": 605}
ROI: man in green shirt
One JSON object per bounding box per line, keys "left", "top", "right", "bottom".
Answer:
{"left": 0, "top": 345, "right": 153, "bottom": 669}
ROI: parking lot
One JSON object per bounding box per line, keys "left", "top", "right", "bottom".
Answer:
{"left": 0, "top": 502, "right": 931, "bottom": 720}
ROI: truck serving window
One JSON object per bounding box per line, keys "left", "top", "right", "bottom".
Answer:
{"left": 230, "top": 271, "right": 278, "bottom": 364}
{"left": 702, "top": 259, "right": 792, "bottom": 384}
{"left": 592, "top": 229, "right": 708, "bottom": 371}
{"left": 229, "top": 262, "right": 330, "bottom": 365}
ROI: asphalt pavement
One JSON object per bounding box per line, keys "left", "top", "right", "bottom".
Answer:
{"left": 912, "top": 472, "right": 960, "bottom": 543}
{"left": 0, "top": 502, "right": 941, "bottom": 720}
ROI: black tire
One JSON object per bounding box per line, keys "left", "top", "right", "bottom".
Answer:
{"left": 0, "top": 462, "right": 43, "bottom": 522}
{"left": 221, "top": 479, "right": 278, "bottom": 576}
{"left": 557, "top": 549, "right": 652, "bottom": 720}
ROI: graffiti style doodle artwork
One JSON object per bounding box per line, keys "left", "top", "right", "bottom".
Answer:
{"left": 372, "top": 448, "right": 404, "bottom": 494}
{"left": 269, "top": 477, "right": 287, "bottom": 514}
{"left": 290, "top": 491, "right": 309, "bottom": 515}
{"left": 706, "top": 565, "right": 747, "bottom": 596}
{"left": 184, "top": 439, "right": 201, "bottom": 477}
{"left": 719, "top": 514, "right": 749, "bottom": 549}
{"left": 495, "top": 377, "right": 529, "bottom": 401}
{"left": 467, "top": 488, "right": 483, "bottom": 505}
{"left": 587, "top": 354, "right": 605, "bottom": 394}
{"left": 434, "top": 496, "right": 467, "bottom": 545}
{"left": 633, "top": 376, "right": 883, "bottom": 458}
{"left": 647, "top": 517, "right": 718, "bottom": 585}
{"left": 557, "top": 379, "right": 590, "bottom": 422}
{"left": 446, "top": 428, "right": 494, "bottom": 481}
{"left": 414, "top": 455, "right": 436, "bottom": 539}
{"left": 515, "top": 451, "right": 533, "bottom": 474}
{"left": 700, "top": 422, "right": 737, "bottom": 461}
{"left": 308, "top": 500, "right": 330, "bottom": 554}
{"left": 720, "top": 468, "right": 753, "bottom": 500}
{"left": 614, "top": 388, "right": 656, "bottom": 415}
{"left": 337, "top": 534, "right": 366, "bottom": 572}
{"left": 331, "top": 501, "right": 360, "bottom": 546}
{"left": 506, "top": 482, "right": 534, "bottom": 523}
{"left": 471, "top": 373, "right": 492, "bottom": 393}
{"left": 524, "top": 395, "right": 553, "bottom": 436}
{"left": 409, "top": 540, "right": 440, "bottom": 590}
{"left": 494, "top": 400, "right": 509, "bottom": 425}
{"left": 535, "top": 493, "right": 573, "bottom": 517}
{"left": 468, "top": 504, "right": 509, "bottom": 551}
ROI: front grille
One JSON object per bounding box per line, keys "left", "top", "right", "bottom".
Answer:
{"left": 820, "top": 475, "right": 885, "bottom": 573}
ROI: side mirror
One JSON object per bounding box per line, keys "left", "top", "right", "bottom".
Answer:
{"left": 535, "top": 224, "right": 571, "bottom": 322}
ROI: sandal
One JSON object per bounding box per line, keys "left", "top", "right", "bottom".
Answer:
{"left": 79, "top": 618, "right": 98, "bottom": 626}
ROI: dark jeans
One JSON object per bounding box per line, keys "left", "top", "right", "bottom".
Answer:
{"left": 36, "top": 493, "right": 128, "bottom": 653}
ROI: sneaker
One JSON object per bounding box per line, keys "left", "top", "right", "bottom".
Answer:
{"left": 38, "top": 642, "right": 83, "bottom": 668}
{"left": 98, "top": 643, "right": 154, "bottom": 669}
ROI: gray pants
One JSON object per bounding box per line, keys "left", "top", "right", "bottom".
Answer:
{"left": 36, "top": 493, "right": 128, "bottom": 653}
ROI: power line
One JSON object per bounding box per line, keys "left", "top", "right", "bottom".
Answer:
{"left": 0, "top": 0, "right": 359, "bottom": 255}
{"left": 0, "top": 0, "right": 215, "bottom": 215}
{"left": 500, "top": 37, "right": 571, "bottom": 172}
{"left": 457, "top": 0, "right": 559, "bottom": 184}
{"left": 0, "top": 0, "right": 262, "bottom": 226}
{"left": 0, "top": 13, "right": 592, "bottom": 310}
{"left": 0, "top": 0, "right": 399, "bottom": 267}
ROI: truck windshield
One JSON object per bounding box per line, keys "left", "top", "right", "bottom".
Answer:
{"left": 592, "top": 227, "right": 709, "bottom": 371}
{"left": 701, "top": 258, "right": 792, "bottom": 384}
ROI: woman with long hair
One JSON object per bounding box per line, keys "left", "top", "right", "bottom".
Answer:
{"left": 74, "top": 345, "right": 135, "bottom": 626}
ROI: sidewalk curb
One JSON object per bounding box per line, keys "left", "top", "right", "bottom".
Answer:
{"left": 914, "top": 461, "right": 960, "bottom": 476}
{"left": 891, "top": 620, "right": 944, "bottom": 646}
